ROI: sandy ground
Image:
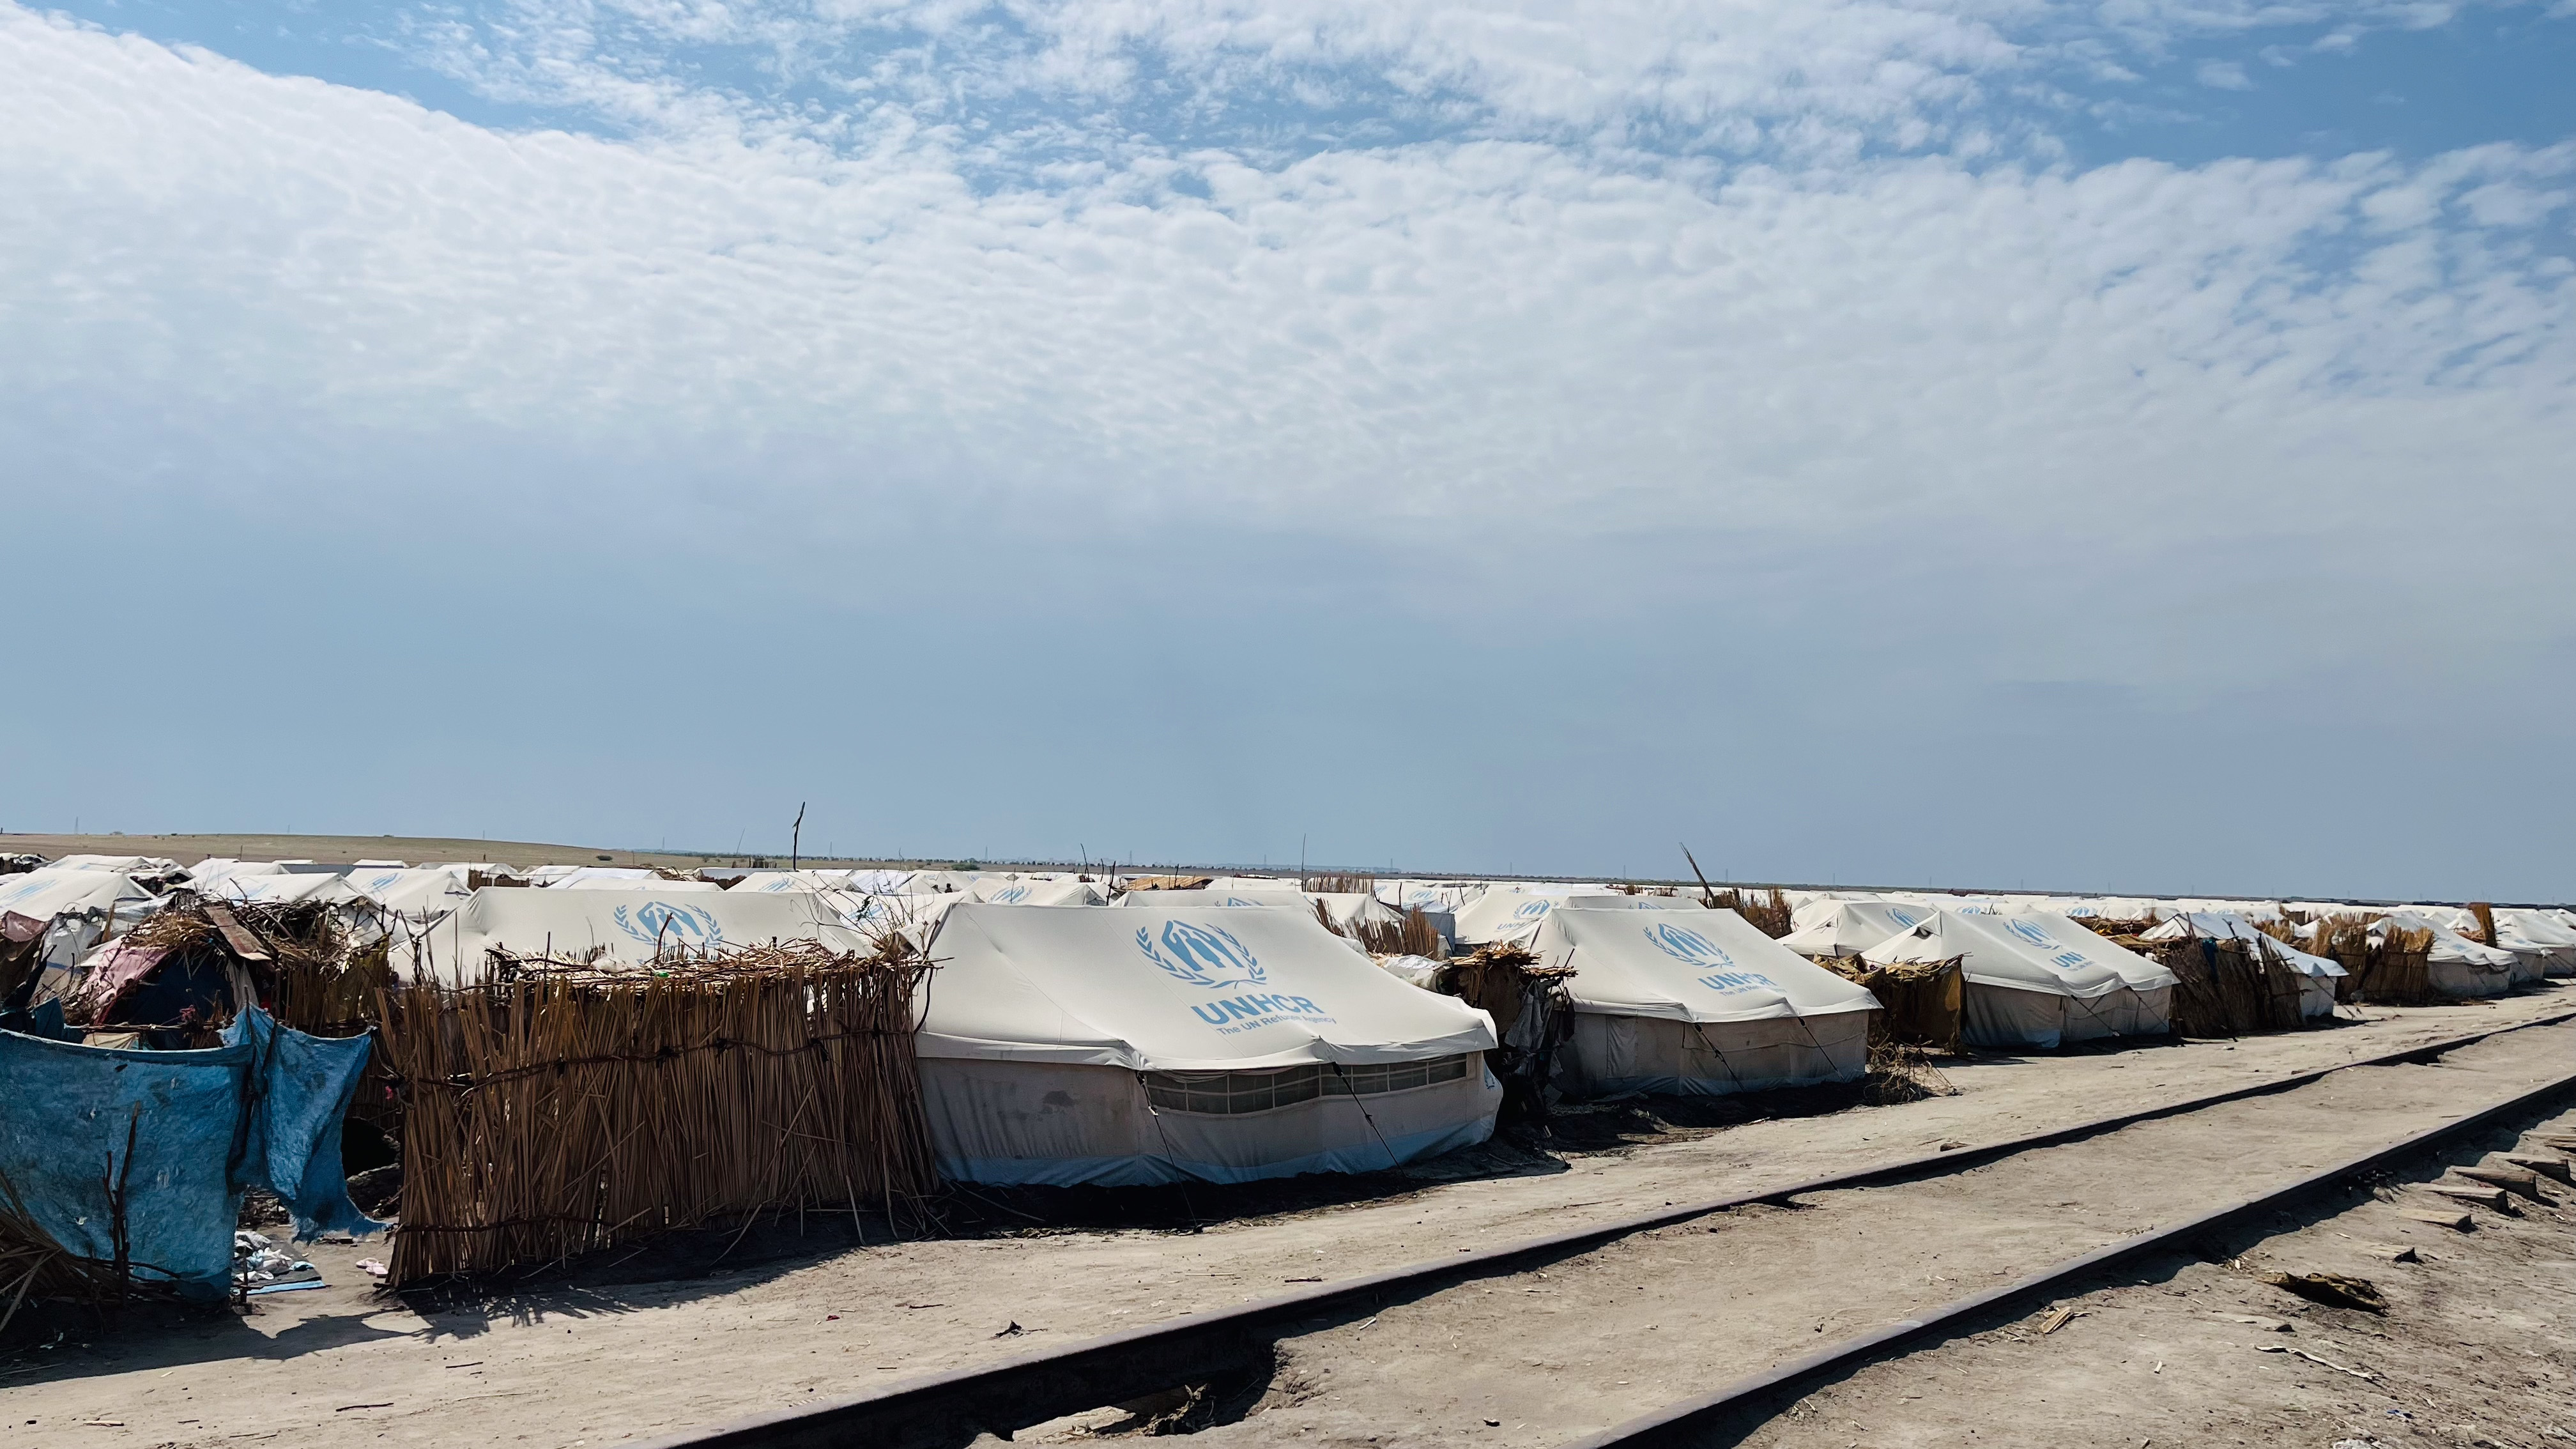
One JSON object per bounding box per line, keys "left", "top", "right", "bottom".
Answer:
{"left": 1730, "top": 1106, "right": 2576, "bottom": 1449}
{"left": 2, "top": 991, "right": 2567, "bottom": 1448}
{"left": 1172, "top": 1016, "right": 2576, "bottom": 1449}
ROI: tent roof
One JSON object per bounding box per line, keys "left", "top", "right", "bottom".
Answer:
{"left": 395, "top": 887, "right": 871, "bottom": 985}
{"left": 1863, "top": 907, "right": 2142, "bottom": 999}
{"left": 0, "top": 868, "right": 151, "bottom": 923}
{"left": 2137, "top": 912, "right": 2345, "bottom": 977}
{"left": 199, "top": 873, "right": 369, "bottom": 907}
{"left": 1453, "top": 889, "right": 1700, "bottom": 946}
{"left": 1777, "top": 900, "right": 1933, "bottom": 958}
{"left": 1532, "top": 907, "right": 1878, "bottom": 1025}
{"left": 917, "top": 903, "right": 1495, "bottom": 1071}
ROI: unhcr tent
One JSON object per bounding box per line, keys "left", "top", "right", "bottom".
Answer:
{"left": 1529, "top": 907, "right": 1878, "bottom": 1096}
{"left": 1778, "top": 900, "right": 1931, "bottom": 960}
{"left": 2139, "top": 912, "right": 2344, "bottom": 1018}
{"left": 198, "top": 873, "right": 371, "bottom": 908}
{"left": 2491, "top": 909, "right": 2576, "bottom": 979}
{"left": 550, "top": 875, "right": 723, "bottom": 893}
{"left": 390, "top": 887, "right": 868, "bottom": 985}
{"left": 346, "top": 866, "right": 475, "bottom": 919}
{"left": 1864, "top": 908, "right": 2168, "bottom": 1049}
{"left": 1452, "top": 889, "right": 1698, "bottom": 947}
{"left": 2372, "top": 912, "right": 2516, "bottom": 997}
{"left": 916, "top": 903, "right": 1500, "bottom": 1186}
{"left": 972, "top": 877, "right": 1108, "bottom": 907}
{"left": 2001, "top": 912, "right": 2175, "bottom": 1035}
{"left": 1450, "top": 889, "right": 1568, "bottom": 946}
{"left": 1, "top": 868, "right": 159, "bottom": 1009}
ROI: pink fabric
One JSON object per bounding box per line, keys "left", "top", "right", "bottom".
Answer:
{"left": 73, "top": 940, "right": 168, "bottom": 1016}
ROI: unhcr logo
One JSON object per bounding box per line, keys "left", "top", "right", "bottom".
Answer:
{"left": 2005, "top": 919, "right": 2057, "bottom": 949}
{"left": 1645, "top": 922, "right": 1779, "bottom": 994}
{"left": 2006, "top": 917, "right": 2096, "bottom": 973}
{"left": 990, "top": 884, "right": 1031, "bottom": 903}
{"left": 1888, "top": 908, "right": 1922, "bottom": 928}
{"left": 613, "top": 901, "right": 724, "bottom": 950}
{"left": 1645, "top": 921, "right": 1733, "bottom": 969}
{"left": 1514, "top": 900, "right": 1552, "bottom": 919}
{"left": 1137, "top": 921, "right": 1267, "bottom": 990}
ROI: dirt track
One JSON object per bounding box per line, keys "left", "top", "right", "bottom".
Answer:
{"left": 3, "top": 991, "right": 2568, "bottom": 1448}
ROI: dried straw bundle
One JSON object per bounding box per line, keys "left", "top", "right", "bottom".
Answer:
{"left": 1351, "top": 907, "right": 1444, "bottom": 959}
{"left": 1822, "top": 956, "right": 1963, "bottom": 1054}
{"left": 374, "top": 941, "right": 936, "bottom": 1285}
{"left": 1706, "top": 888, "right": 1794, "bottom": 939}
{"left": 0, "top": 1160, "right": 156, "bottom": 1335}
{"left": 1422, "top": 944, "right": 1572, "bottom": 1120}
{"left": 1302, "top": 873, "right": 1375, "bottom": 896}
{"left": 2306, "top": 914, "right": 2435, "bottom": 1005}
{"left": 2156, "top": 936, "right": 2306, "bottom": 1036}
{"left": 1862, "top": 1038, "right": 1957, "bottom": 1105}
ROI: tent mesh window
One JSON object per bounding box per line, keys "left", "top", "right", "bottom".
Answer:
{"left": 1146, "top": 1054, "right": 1472, "bottom": 1115}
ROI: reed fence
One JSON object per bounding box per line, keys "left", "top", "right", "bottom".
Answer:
{"left": 1351, "top": 906, "right": 1445, "bottom": 958}
{"left": 1423, "top": 943, "right": 1572, "bottom": 1123}
{"left": 2302, "top": 915, "right": 2435, "bottom": 1006}
{"left": 1823, "top": 955, "right": 1963, "bottom": 1053}
{"left": 2152, "top": 935, "right": 2307, "bottom": 1036}
{"left": 373, "top": 943, "right": 935, "bottom": 1285}
{"left": 1706, "top": 887, "right": 1794, "bottom": 939}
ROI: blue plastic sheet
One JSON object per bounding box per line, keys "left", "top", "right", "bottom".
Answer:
{"left": 225, "top": 1009, "right": 381, "bottom": 1241}
{"left": 0, "top": 1008, "right": 383, "bottom": 1299}
{"left": 0, "top": 997, "right": 73, "bottom": 1041}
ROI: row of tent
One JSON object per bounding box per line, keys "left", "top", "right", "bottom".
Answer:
{"left": 4, "top": 855, "right": 2564, "bottom": 1192}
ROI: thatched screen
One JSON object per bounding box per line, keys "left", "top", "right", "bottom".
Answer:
{"left": 1705, "top": 888, "right": 1794, "bottom": 939}
{"left": 1822, "top": 956, "right": 1963, "bottom": 1053}
{"left": 2301, "top": 916, "right": 2434, "bottom": 1006}
{"left": 1339, "top": 905, "right": 1444, "bottom": 958}
{"left": 1420, "top": 944, "right": 1571, "bottom": 1121}
{"left": 2152, "top": 936, "right": 2307, "bottom": 1036}
{"left": 374, "top": 944, "right": 935, "bottom": 1285}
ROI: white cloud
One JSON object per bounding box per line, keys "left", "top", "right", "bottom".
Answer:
{"left": 1, "top": 1, "right": 2570, "bottom": 697}
{"left": 4, "top": 8, "right": 2567, "bottom": 516}
{"left": 2195, "top": 57, "right": 2254, "bottom": 87}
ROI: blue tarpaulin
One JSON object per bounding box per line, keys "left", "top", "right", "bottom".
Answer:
{"left": 0, "top": 1008, "right": 383, "bottom": 1298}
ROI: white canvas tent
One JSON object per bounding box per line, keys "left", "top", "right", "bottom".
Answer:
{"left": 1308, "top": 891, "right": 1402, "bottom": 938}
{"left": 0, "top": 868, "right": 158, "bottom": 993}
{"left": 47, "top": 854, "right": 181, "bottom": 875}
{"left": 2372, "top": 912, "right": 2517, "bottom": 996}
{"left": 1529, "top": 907, "right": 1878, "bottom": 1096}
{"left": 553, "top": 861, "right": 726, "bottom": 887}
{"left": 916, "top": 903, "right": 1500, "bottom": 1186}
{"left": 1997, "top": 911, "right": 2176, "bottom": 1036}
{"left": 971, "top": 877, "right": 1108, "bottom": 907}
{"left": 345, "top": 866, "right": 476, "bottom": 920}
{"left": 2138, "top": 912, "right": 2345, "bottom": 1018}
{"left": 198, "top": 873, "right": 371, "bottom": 907}
{"left": 389, "top": 887, "right": 870, "bottom": 985}
{"left": 1451, "top": 889, "right": 1695, "bottom": 947}
{"left": 728, "top": 870, "right": 850, "bottom": 894}
{"left": 1864, "top": 908, "right": 2172, "bottom": 1049}
{"left": 2490, "top": 908, "right": 2576, "bottom": 979}
{"left": 1777, "top": 900, "right": 1933, "bottom": 960}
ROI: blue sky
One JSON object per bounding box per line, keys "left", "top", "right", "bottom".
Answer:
{"left": 3, "top": 0, "right": 2571, "bottom": 900}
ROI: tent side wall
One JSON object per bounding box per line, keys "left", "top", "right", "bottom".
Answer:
{"left": 919, "top": 1057, "right": 1501, "bottom": 1186}
{"left": 1555, "top": 1010, "right": 1871, "bottom": 1097}
{"left": 1960, "top": 981, "right": 2062, "bottom": 1048}
{"left": 1958, "top": 981, "right": 2172, "bottom": 1048}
